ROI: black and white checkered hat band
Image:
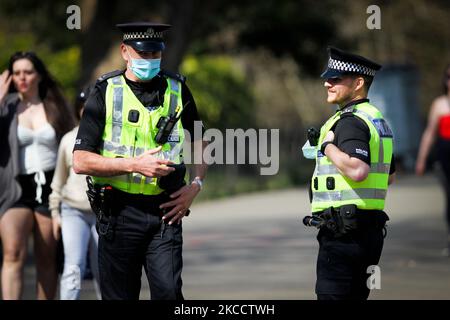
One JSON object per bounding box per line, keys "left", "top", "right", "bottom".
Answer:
{"left": 328, "top": 58, "right": 376, "bottom": 76}
{"left": 123, "top": 31, "right": 163, "bottom": 41}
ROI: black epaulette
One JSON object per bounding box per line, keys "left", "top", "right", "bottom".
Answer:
{"left": 339, "top": 105, "right": 356, "bottom": 118}
{"left": 96, "top": 70, "right": 123, "bottom": 84}
{"left": 160, "top": 69, "right": 186, "bottom": 83}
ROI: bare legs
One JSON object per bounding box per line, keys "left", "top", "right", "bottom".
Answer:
{"left": 34, "top": 211, "right": 57, "bottom": 299}
{"left": 0, "top": 208, "right": 34, "bottom": 299}
{"left": 0, "top": 208, "right": 57, "bottom": 299}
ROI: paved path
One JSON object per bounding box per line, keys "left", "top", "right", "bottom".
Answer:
{"left": 18, "top": 174, "right": 450, "bottom": 299}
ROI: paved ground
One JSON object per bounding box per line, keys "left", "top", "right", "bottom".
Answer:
{"left": 15, "top": 174, "right": 450, "bottom": 299}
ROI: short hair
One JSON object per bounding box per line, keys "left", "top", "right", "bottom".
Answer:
{"left": 348, "top": 74, "right": 373, "bottom": 94}
{"left": 362, "top": 75, "right": 373, "bottom": 93}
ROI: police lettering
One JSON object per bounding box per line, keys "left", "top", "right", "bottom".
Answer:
{"left": 372, "top": 118, "right": 393, "bottom": 137}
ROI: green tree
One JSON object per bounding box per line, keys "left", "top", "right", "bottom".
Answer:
{"left": 181, "top": 55, "right": 255, "bottom": 130}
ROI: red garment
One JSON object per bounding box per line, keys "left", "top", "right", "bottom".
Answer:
{"left": 439, "top": 114, "right": 450, "bottom": 140}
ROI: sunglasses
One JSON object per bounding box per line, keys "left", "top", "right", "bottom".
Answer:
{"left": 326, "top": 77, "right": 344, "bottom": 84}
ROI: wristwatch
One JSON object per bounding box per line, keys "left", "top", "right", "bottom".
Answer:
{"left": 320, "top": 141, "right": 334, "bottom": 155}
{"left": 191, "top": 176, "right": 203, "bottom": 190}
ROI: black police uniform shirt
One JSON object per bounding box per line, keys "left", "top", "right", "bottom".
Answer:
{"left": 331, "top": 98, "right": 395, "bottom": 175}
{"left": 74, "top": 70, "right": 202, "bottom": 154}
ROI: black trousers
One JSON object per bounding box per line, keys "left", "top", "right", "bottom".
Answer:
{"left": 97, "top": 197, "right": 183, "bottom": 300}
{"left": 315, "top": 218, "right": 386, "bottom": 300}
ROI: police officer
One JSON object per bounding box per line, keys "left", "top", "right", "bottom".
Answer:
{"left": 73, "top": 22, "right": 207, "bottom": 300}
{"left": 305, "top": 47, "right": 396, "bottom": 300}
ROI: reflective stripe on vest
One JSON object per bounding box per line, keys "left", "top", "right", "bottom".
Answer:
{"left": 313, "top": 188, "right": 387, "bottom": 202}
{"left": 92, "top": 75, "right": 185, "bottom": 195}
{"left": 311, "top": 102, "right": 393, "bottom": 213}
{"left": 315, "top": 163, "right": 391, "bottom": 176}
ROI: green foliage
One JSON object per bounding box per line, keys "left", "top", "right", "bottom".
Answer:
{"left": 236, "top": 0, "right": 342, "bottom": 75}
{"left": 188, "top": 0, "right": 343, "bottom": 76}
{"left": 0, "top": 31, "right": 80, "bottom": 102}
{"left": 44, "top": 46, "right": 81, "bottom": 101}
{"left": 181, "top": 55, "right": 256, "bottom": 129}
{"left": 0, "top": 0, "right": 78, "bottom": 50}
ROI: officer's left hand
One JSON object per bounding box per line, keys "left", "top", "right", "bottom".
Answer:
{"left": 159, "top": 184, "right": 201, "bottom": 225}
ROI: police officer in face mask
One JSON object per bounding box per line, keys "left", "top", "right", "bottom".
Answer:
{"left": 304, "top": 47, "right": 396, "bottom": 300}
{"left": 73, "top": 22, "right": 208, "bottom": 300}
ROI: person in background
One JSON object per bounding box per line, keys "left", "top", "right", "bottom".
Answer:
{"left": 416, "top": 63, "right": 450, "bottom": 255}
{"left": 0, "top": 51, "right": 74, "bottom": 299}
{"left": 49, "top": 86, "right": 101, "bottom": 299}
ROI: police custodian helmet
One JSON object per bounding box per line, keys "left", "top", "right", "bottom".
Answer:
{"left": 321, "top": 46, "right": 382, "bottom": 79}
{"left": 116, "top": 22, "right": 171, "bottom": 52}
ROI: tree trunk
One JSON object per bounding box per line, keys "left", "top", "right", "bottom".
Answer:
{"left": 79, "top": 0, "right": 119, "bottom": 87}
{"left": 162, "top": 0, "right": 195, "bottom": 72}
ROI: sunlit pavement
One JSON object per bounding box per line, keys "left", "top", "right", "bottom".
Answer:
{"left": 17, "top": 174, "right": 450, "bottom": 300}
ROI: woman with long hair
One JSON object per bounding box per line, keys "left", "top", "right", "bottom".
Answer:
{"left": 0, "top": 51, "right": 75, "bottom": 299}
{"left": 416, "top": 63, "right": 450, "bottom": 254}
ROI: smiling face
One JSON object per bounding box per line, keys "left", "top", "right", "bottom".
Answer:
{"left": 12, "top": 58, "right": 40, "bottom": 95}
{"left": 324, "top": 75, "right": 365, "bottom": 106}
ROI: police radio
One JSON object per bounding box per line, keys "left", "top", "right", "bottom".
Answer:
{"left": 307, "top": 127, "right": 320, "bottom": 146}
{"left": 155, "top": 101, "right": 189, "bottom": 145}
{"left": 155, "top": 114, "right": 178, "bottom": 145}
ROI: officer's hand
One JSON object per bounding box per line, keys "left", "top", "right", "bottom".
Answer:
{"left": 0, "top": 70, "right": 12, "bottom": 102}
{"left": 52, "top": 215, "right": 62, "bottom": 241}
{"left": 323, "top": 130, "right": 335, "bottom": 143}
{"left": 159, "top": 184, "right": 201, "bottom": 225}
{"left": 134, "top": 146, "right": 175, "bottom": 178}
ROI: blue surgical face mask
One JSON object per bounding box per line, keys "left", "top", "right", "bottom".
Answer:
{"left": 301, "top": 140, "right": 317, "bottom": 160}
{"left": 127, "top": 49, "right": 161, "bottom": 80}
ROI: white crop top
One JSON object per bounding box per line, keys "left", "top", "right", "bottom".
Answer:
{"left": 17, "top": 123, "right": 58, "bottom": 174}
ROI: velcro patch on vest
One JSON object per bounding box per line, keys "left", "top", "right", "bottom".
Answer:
{"left": 145, "top": 105, "right": 160, "bottom": 112}
{"left": 341, "top": 106, "right": 355, "bottom": 114}
{"left": 372, "top": 119, "right": 394, "bottom": 138}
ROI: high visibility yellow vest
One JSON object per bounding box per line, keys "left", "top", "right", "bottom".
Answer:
{"left": 93, "top": 74, "right": 185, "bottom": 195}
{"left": 311, "top": 102, "right": 393, "bottom": 213}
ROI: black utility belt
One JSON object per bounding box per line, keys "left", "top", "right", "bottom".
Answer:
{"left": 112, "top": 187, "right": 192, "bottom": 216}
{"left": 303, "top": 205, "right": 388, "bottom": 236}
{"left": 109, "top": 186, "right": 170, "bottom": 202}
{"left": 86, "top": 177, "right": 169, "bottom": 216}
